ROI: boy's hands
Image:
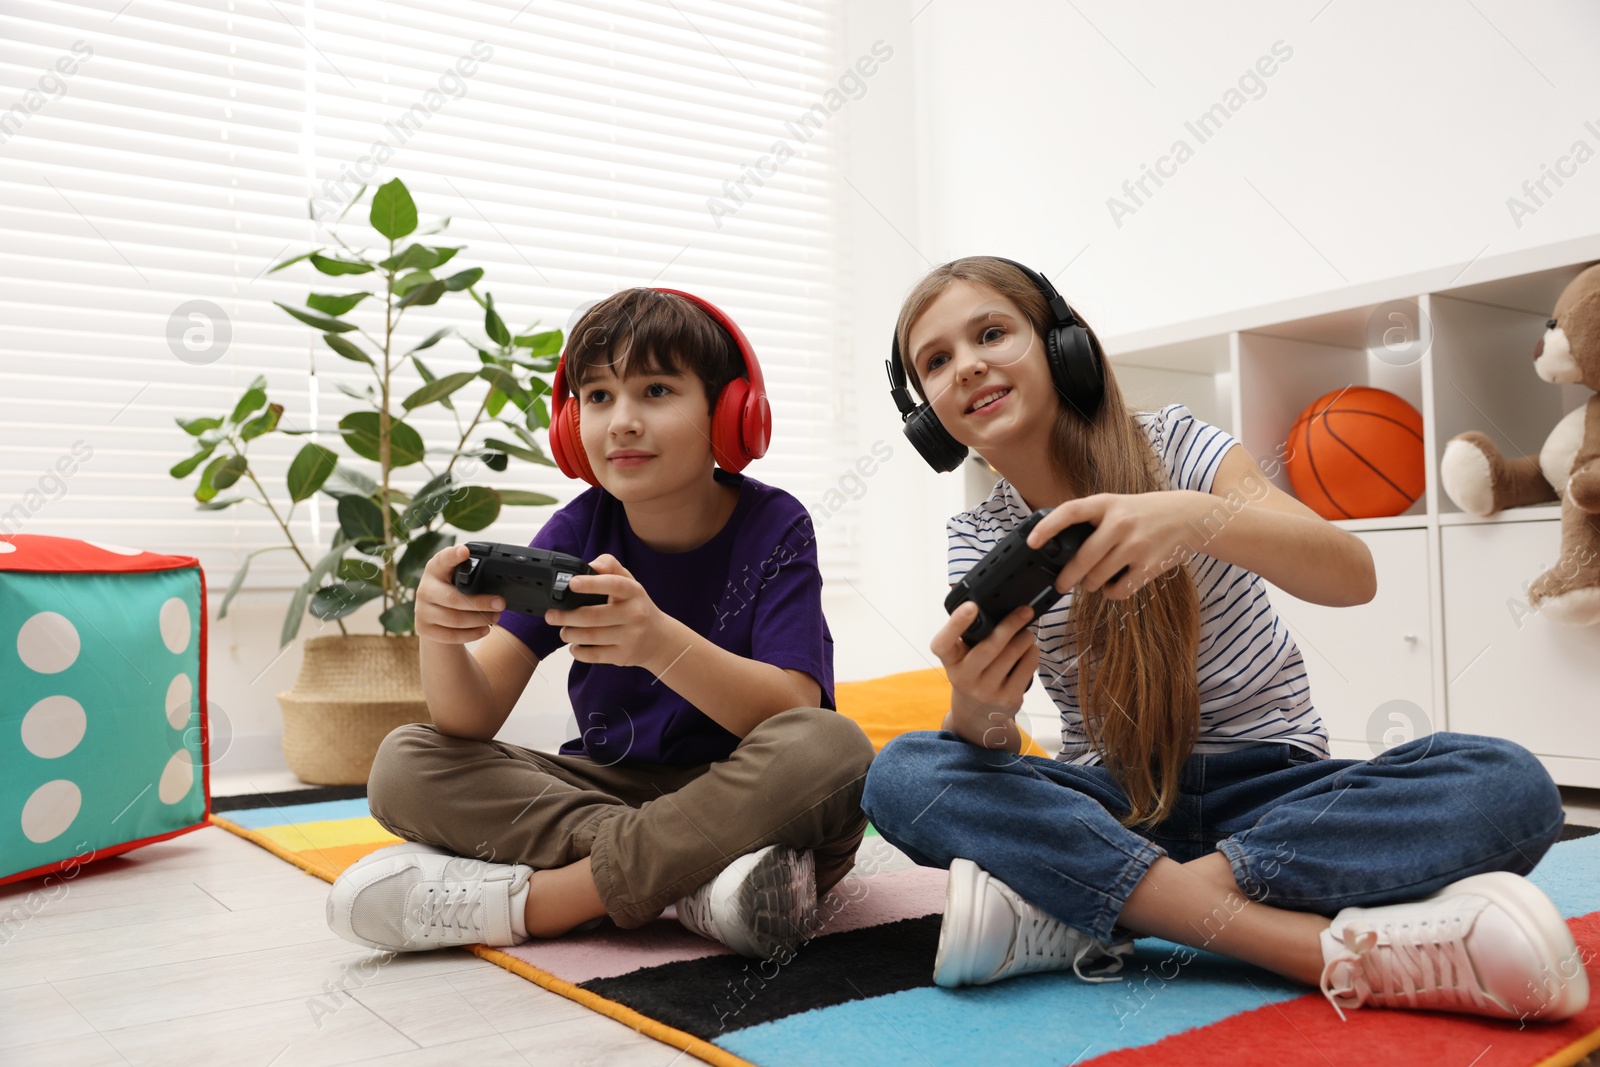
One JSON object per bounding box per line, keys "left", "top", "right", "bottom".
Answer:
{"left": 931, "top": 600, "right": 1038, "bottom": 750}
{"left": 416, "top": 544, "right": 506, "bottom": 644}
{"left": 545, "top": 554, "right": 671, "bottom": 668}
{"left": 1026, "top": 491, "right": 1208, "bottom": 600}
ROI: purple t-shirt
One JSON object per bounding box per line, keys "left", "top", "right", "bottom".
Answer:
{"left": 496, "top": 467, "right": 835, "bottom": 766}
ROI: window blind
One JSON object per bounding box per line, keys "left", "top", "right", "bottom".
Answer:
{"left": 0, "top": 0, "right": 858, "bottom": 596}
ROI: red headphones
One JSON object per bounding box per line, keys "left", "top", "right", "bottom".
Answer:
{"left": 547, "top": 288, "right": 772, "bottom": 486}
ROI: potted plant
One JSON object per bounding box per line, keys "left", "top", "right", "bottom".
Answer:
{"left": 170, "top": 178, "right": 564, "bottom": 783}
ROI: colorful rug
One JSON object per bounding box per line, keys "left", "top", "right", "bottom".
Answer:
{"left": 210, "top": 785, "right": 1600, "bottom": 1067}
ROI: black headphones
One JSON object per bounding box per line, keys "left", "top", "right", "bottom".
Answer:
{"left": 885, "top": 257, "right": 1106, "bottom": 473}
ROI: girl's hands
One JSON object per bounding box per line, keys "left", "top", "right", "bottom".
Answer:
{"left": 544, "top": 554, "right": 670, "bottom": 668}
{"left": 931, "top": 601, "right": 1039, "bottom": 749}
{"left": 1026, "top": 491, "right": 1209, "bottom": 600}
{"left": 415, "top": 544, "right": 506, "bottom": 644}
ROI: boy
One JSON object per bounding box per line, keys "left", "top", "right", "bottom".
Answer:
{"left": 326, "top": 288, "right": 874, "bottom": 960}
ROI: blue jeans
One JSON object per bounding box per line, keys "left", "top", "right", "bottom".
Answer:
{"left": 861, "top": 731, "right": 1566, "bottom": 944}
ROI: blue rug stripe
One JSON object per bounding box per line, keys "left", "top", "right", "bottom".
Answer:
{"left": 717, "top": 946, "right": 1303, "bottom": 1067}
{"left": 218, "top": 797, "right": 373, "bottom": 829}
{"left": 1528, "top": 832, "right": 1600, "bottom": 920}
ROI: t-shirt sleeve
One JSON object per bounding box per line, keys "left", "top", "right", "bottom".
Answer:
{"left": 946, "top": 511, "right": 994, "bottom": 586}
{"left": 494, "top": 508, "right": 583, "bottom": 659}
{"left": 748, "top": 509, "right": 836, "bottom": 710}
{"left": 1158, "top": 403, "right": 1239, "bottom": 495}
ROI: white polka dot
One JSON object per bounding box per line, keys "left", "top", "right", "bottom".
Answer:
{"left": 21, "top": 780, "right": 81, "bottom": 843}
{"left": 0, "top": 541, "right": 15, "bottom": 553}
{"left": 85, "top": 541, "right": 144, "bottom": 556}
{"left": 158, "top": 750, "right": 195, "bottom": 804}
{"left": 166, "top": 673, "right": 194, "bottom": 730}
{"left": 21, "top": 696, "right": 86, "bottom": 759}
{"left": 159, "top": 597, "right": 191, "bottom": 655}
{"left": 17, "top": 612, "right": 80, "bottom": 674}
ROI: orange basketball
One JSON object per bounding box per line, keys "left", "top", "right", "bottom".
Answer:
{"left": 1284, "top": 386, "right": 1424, "bottom": 520}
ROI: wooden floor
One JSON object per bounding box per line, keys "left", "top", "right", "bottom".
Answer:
{"left": 4, "top": 774, "right": 1599, "bottom": 1066}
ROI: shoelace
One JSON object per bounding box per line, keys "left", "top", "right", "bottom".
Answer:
{"left": 413, "top": 885, "right": 482, "bottom": 940}
{"left": 676, "top": 884, "right": 717, "bottom": 941}
{"left": 1319, "top": 916, "right": 1499, "bottom": 1022}
{"left": 1013, "top": 912, "right": 1134, "bottom": 983}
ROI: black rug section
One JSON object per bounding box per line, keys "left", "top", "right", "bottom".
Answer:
{"left": 1559, "top": 822, "right": 1599, "bottom": 842}
{"left": 580, "top": 914, "right": 942, "bottom": 1037}
{"left": 211, "top": 784, "right": 368, "bottom": 813}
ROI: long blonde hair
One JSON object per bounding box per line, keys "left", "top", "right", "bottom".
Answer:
{"left": 895, "top": 257, "right": 1201, "bottom": 828}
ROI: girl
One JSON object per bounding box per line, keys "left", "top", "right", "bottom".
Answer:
{"left": 861, "top": 256, "right": 1588, "bottom": 1023}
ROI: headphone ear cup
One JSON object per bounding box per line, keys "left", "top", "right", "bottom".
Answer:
{"left": 904, "top": 405, "right": 968, "bottom": 473}
{"left": 550, "top": 396, "right": 598, "bottom": 486}
{"left": 710, "top": 377, "right": 750, "bottom": 472}
{"left": 1047, "top": 325, "right": 1105, "bottom": 422}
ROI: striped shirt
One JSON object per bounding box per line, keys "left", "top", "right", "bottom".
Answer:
{"left": 946, "top": 403, "right": 1328, "bottom": 765}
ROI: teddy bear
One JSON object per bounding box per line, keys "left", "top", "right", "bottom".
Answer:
{"left": 1439, "top": 262, "right": 1600, "bottom": 626}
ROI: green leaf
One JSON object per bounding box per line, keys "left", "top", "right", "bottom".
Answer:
{"left": 240, "top": 403, "right": 283, "bottom": 441}
{"left": 325, "top": 464, "right": 380, "bottom": 498}
{"left": 532, "top": 394, "right": 550, "bottom": 430}
{"left": 485, "top": 387, "right": 507, "bottom": 418}
{"left": 280, "top": 581, "right": 310, "bottom": 647}
{"left": 371, "top": 178, "right": 418, "bottom": 241}
{"left": 306, "top": 291, "right": 370, "bottom": 317}
{"left": 287, "top": 443, "right": 339, "bottom": 503}
{"left": 310, "top": 580, "right": 384, "bottom": 621}
{"left": 323, "top": 332, "right": 374, "bottom": 366}
{"left": 308, "top": 252, "right": 376, "bottom": 276}
{"left": 197, "top": 426, "right": 229, "bottom": 447}
{"left": 402, "top": 371, "right": 478, "bottom": 411}
{"left": 336, "top": 494, "right": 386, "bottom": 546}
{"left": 195, "top": 454, "right": 229, "bottom": 503}
{"left": 379, "top": 244, "right": 438, "bottom": 273}
{"left": 335, "top": 381, "right": 376, "bottom": 402}
{"left": 400, "top": 472, "right": 458, "bottom": 529}
{"left": 268, "top": 250, "right": 316, "bottom": 274}
{"left": 170, "top": 443, "right": 218, "bottom": 479}
{"left": 333, "top": 184, "right": 369, "bottom": 223}
{"left": 337, "top": 557, "right": 385, "bottom": 584}
{"left": 378, "top": 600, "right": 416, "bottom": 634}
{"left": 442, "top": 486, "right": 501, "bottom": 531}
{"left": 484, "top": 294, "right": 510, "bottom": 347}
{"left": 338, "top": 411, "right": 426, "bottom": 467}
{"left": 477, "top": 365, "right": 523, "bottom": 403}
{"left": 431, "top": 246, "right": 459, "bottom": 268}
{"left": 483, "top": 437, "right": 551, "bottom": 466}
{"left": 393, "top": 269, "right": 435, "bottom": 296}
{"left": 498, "top": 489, "right": 558, "bottom": 506}
{"left": 397, "top": 279, "right": 447, "bottom": 309}
{"left": 275, "top": 301, "right": 358, "bottom": 333}
{"left": 442, "top": 267, "right": 483, "bottom": 292}
{"left": 512, "top": 329, "right": 562, "bottom": 357}
{"left": 176, "top": 416, "right": 223, "bottom": 437}
{"left": 482, "top": 449, "right": 507, "bottom": 472}
{"left": 211, "top": 454, "right": 248, "bottom": 491}
{"left": 227, "top": 378, "right": 267, "bottom": 425}
{"left": 195, "top": 496, "right": 245, "bottom": 511}
{"left": 397, "top": 529, "right": 451, "bottom": 589}
{"left": 417, "top": 216, "right": 452, "bottom": 236}
{"left": 405, "top": 327, "right": 453, "bottom": 356}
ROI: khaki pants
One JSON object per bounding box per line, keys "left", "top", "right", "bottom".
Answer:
{"left": 367, "top": 706, "right": 875, "bottom": 929}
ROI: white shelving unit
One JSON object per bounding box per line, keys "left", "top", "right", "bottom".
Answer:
{"left": 967, "top": 239, "right": 1600, "bottom": 785}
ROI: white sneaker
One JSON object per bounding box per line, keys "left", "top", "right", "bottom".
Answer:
{"left": 933, "top": 858, "right": 1134, "bottom": 988}
{"left": 1319, "top": 871, "right": 1590, "bottom": 1023}
{"left": 675, "top": 844, "right": 817, "bottom": 960}
{"left": 326, "top": 842, "right": 533, "bottom": 952}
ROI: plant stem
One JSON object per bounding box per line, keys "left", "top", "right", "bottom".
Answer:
{"left": 241, "top": 462, "right": 349, "bottom": 637}
{"left": 380, "top": 243, "right": 396, "bottom": 625}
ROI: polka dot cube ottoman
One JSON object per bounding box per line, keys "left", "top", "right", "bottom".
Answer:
{"left": 1, "top": 534, "right": 209, "bottom": 887}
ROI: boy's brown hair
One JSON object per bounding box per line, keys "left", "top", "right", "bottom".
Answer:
{"left": 563, "top": 288, "right": 743, "bottom": 412}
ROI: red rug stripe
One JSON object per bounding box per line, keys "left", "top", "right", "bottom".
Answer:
{"left": 1081, "top": 912, "right": 1600, "bottom": 1067}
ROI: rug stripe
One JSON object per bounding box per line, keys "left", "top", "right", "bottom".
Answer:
{"left": 220, "top": 797, "right": 374, "bottom": 829}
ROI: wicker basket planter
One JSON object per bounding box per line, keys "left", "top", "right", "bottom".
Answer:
{"left": 276, "top": 634, "right": 433, "bottom": 785}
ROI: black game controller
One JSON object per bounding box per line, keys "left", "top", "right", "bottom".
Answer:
{"left": 944, "top": 510, "right": 1128, "bottom": 646}
{"left": 453, "top": 542, "right": 607, "bottom": 616}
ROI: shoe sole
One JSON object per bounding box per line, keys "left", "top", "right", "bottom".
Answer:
{"left": 1437, "top": 871, "right": 1590, "bottom": 1021}
{"left": 720, "top": 846, "right": 816, "bottom": 961}
{"left": 933, "top": 858, "right": 983, "bottom": 988}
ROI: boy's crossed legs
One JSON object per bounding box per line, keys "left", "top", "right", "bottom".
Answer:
{"left": 326, "top": 706, "right": 873, "bottom": 959}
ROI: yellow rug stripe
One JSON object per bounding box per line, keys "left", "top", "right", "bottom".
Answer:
{"left": 255, "top": 816, "right": 403, "bottom": 852}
